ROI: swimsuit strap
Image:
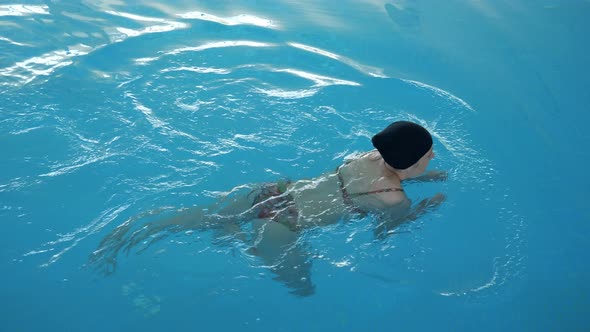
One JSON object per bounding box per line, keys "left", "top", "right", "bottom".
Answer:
{"left": 348, "top": 187, "right": 404, "bottom": 197}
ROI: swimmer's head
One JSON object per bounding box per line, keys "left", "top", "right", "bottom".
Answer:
{"left": 371, "top": 121, "right": 433, "bottom": 170}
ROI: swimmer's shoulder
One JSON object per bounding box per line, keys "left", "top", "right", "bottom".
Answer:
{"left": 349, "top": 151, "right": 408, "bottom": 209}
{"left": 369, "top": 180, "right": 407, "bottom": 207}
{"left": 341, "top": 150, "right": 380, "bottom": 171}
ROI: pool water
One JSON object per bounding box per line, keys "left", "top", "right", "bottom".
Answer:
{"left": 1, "top": 1, "right": 589, "bottom": 331}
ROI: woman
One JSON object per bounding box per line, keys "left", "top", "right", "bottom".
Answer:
{"left": 90, "top": 121, "right": 446, "bottom": 296}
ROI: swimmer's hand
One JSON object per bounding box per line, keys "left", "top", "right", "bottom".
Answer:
{"left": 406, "top": 170, "right": 448, "bottom": 183}
{"left": 428, "top": 192, "right": 446, "bottom": 205}
{"left": 409, "top": 193, "right": 445, "bottom": 220}
{"left": 374, "top": 192, "right": 446, "bottom": 240}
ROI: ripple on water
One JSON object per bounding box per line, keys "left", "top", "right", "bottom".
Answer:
{"left": 1, "top": 2, "right": 526, "bottom": 301}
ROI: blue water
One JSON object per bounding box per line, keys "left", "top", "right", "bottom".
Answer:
{"left": 1, "top": 1, "right": 589, "bottom": 331}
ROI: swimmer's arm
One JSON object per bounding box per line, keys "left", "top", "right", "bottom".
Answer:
{"left": 373, "top": 193, "right": 445, "bottom": 240}
{"left": 404, "top": 170, "right": 448, "bottom": 183}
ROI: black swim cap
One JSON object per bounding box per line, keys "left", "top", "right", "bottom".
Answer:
{"left": 371, "top": 121, "right": 433, "bottom": 169}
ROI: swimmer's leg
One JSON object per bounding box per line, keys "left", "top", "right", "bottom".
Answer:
{"left": 134, "top": 185, "right": 259, "bottom": 239}
{"left": 90, "top": 187, "right": 258, "bottom": 274}
{"left": 249, "top": 219, "right": 315, "bottom": 296}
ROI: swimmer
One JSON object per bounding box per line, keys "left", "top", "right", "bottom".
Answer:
{"left": 89, "top": 121, "right": 447, "bottom": 296}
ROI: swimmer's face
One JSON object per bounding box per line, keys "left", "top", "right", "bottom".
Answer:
{"left": 408, "top": 146, "right": 434, "bottom": 176}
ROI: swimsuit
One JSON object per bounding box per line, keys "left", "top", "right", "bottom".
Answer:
{"left": 250, "top": 160, "right": 404, "bottom": 228}
{"left": 336, "top": 164, "right": 403, "bottom": 213}
{"left": 250, "top": 180, "right": 299, "bottom": 230}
